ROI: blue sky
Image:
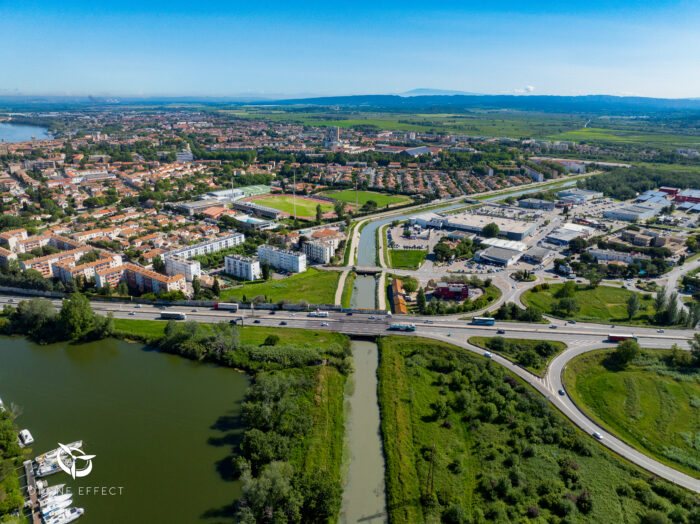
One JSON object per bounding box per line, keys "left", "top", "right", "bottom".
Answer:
{"left": 1, "top": 1, "right": 699, "bottom": 98}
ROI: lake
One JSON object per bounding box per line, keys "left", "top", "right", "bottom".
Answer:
{"left": 0, "top": 337, "right": 249, "bottom": 523}
{"left": 0, "top": 122, "right": 50, "bottom": 143}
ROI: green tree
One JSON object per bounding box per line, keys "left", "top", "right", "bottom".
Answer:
{"left": 334, "top": 201, "right": 345, "bottom": 220}
{"left": 402, "top": 277, "right": 418, "bottom": 294}
{"left": 586, "top": 269, "right": 603, "bottom": 288}
{"left": 569, "top": 236, "right": 588, "bottom": 254}
{"left": 212, "top": 278, "right": 221, "bottom": 297}
{"left": 557, "top": 297, "right": 579, "bottom": 316}
{"left": 59, "top": 293, "right": 95, "bottom": 339}
{"left": 261, "top": 263, "right": 271, "bottom": 280}
{"left": 316, "top": 204, "right": 323, "bottom": 223}
{"left": 557, "top": 281, "right": 577, "bottom": 298}
{"left": 192, "top": 275, "right": 201, "bottom": 297}
{"left": 482, "top": 222, "right": 500, "bottom": 238}
{"left": 152, "top": 255, "right": 165, "bottom": 273}
{"left": 417, "top": 287, "right": 426, "bottom": 312}
{"left": 626, "top": 293, "right": 640, "bottom": 320}
{"left": 614, "top": 339, "right": 640, "bottom": 367}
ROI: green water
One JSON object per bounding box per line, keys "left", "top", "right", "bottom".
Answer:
{"left": 0, "top": 336, "right": 249, "bottom": 524}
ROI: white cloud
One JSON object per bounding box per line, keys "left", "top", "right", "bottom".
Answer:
{"left": 512, "top": 85, "right": 535, "bottom": 94}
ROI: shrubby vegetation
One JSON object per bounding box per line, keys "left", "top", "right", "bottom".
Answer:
{"left": 0, "top": 294, "right": 114, "bottom": 343}
{"left": 469, "top": 336, "right": 564, "bottom": 375}
{"left": 492, "top": 302, "right": 544, "bottom": 323}
{"left": 378, "top": 336, "right": 700, "bottom": 523}
{"left": 0, "top": 410, "right": 24, "bottom": 518}
{"left": 565, "top": 344, "right": 700, "bottom": 478}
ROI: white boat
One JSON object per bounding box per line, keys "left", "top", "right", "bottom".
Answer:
{"left": 40, "top": 493, "right": 72, "bottom": 508}
{"left": 35, "top": 461, "right": 63, "bottom": 478}
{"left": 18, "top": 429, "right": 34, "bottom": 447}
{"left": 0, "top": 396, "right": 4, "bottom": 411}
{"left": 36, "top": 441, "right": 83, "bottom": 463}
{"left": 41, "top": 496, "right": 72, "bottom": 517}
{"left": 44, "top": 507, "right": 84, "bottom": 524}
{"left": 38, "top": 483, "right": 66, "bottom": 498}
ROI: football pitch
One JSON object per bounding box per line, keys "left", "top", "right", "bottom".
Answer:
{"left": 321, "top": 189, "right": 410, "bottom": 207}
{"left": 250, "top": 195, "right": 335, "bottom": 217}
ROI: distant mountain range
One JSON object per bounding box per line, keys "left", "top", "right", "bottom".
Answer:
{"left": 257, "top": 94, "right": 700, "bottom": 114}
{"left": 400, "top": 88, "right": 483, "bottom": 96}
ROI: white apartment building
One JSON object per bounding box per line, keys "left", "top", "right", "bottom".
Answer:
{"left": 303, "top": 241, "right": 335, "bottom": 264}
{"left": 225, "top": 254, "right": 261, "bottom": 281}
{"left": 165, "top": 255, "right": 202, "bottom": 282}
{"left": 257, "top": 244, "right": 307, "bottom": 273}
{"left": 163, "top": 233, "right": 246, "bottom": 281}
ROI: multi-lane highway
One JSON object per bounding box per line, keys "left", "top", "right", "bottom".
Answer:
{"left": 1, "top": 293, "right": 698, "bottom": 492}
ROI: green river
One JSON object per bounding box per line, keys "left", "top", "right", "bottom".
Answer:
{"left": 0, "top": 336, "right": 249, "bottom": 524}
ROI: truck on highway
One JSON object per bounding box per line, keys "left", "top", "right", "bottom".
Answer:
{"left": 608, "top": 333, "right": 637, "bottom": 342}
{"left": 308, "top": 310, "right": 329, "bottom": 317}
{"left": 389, "top": 323, "right": 416, "bottom": 332}
{"left": 471, "top": 317, "right": 496, "bottom": 326}
{"left": 214, "top": 303, "right": 239, "bottom": 312}
{"left": 160, "top": 311, "right": 187, "bottom": 320}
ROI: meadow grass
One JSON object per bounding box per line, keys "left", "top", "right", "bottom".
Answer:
{"left": 522, "top": 284, "right": 657, "bottom": 325}
{"left": 219, "top": 268, "right": 340, "bottom": 304}
{"left": 563, "top": 348, "right": 700, "bottom": 479}
{"left": 389, "top": 249, "right": 427, "bottom": 270}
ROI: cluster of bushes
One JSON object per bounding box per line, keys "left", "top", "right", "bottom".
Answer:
{"left": 479, "top": 336, "right": 560, "bottom": 371}
{"left": 155, "top": 320, "right": 352, "bottom": 374}
{"left": 0, "top": 410, "right": 24, "bottom": 518}
{"left": 383, "top": 337, "right": 700, "bottom": 523}
{"left": 492, "top": 302, "right": 543, "bottom": 322}
{"left": 233, "top": 373, "right": 342, "bottom": 523}
{"left": 433, "top": 237, "right": 476, "bottom": 262}
{"left": 0, "top": 294, "right": 114, "bottom": 344}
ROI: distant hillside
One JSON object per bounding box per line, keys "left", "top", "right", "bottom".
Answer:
{"left": 257, "top": 94, "right": 700, "bottom": 115}
{"left": 400, "top": 88, "right": 482, "bottom": 96}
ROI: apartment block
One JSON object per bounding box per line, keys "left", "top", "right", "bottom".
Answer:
{"left": 96, "top": 263, "right": 186, "bottom": 294}
{"left": 224, "top": 254, "right": 261, "bottom": 281}
{"left": 303, "top": 240, "right": 335, "bottom": 264}
{"left": 257, "top": 244, "right": 306, "bottom": 273}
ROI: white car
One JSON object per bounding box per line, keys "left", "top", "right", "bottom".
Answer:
{"left": 484, "top": 352, "right": 492, "bottom": 359}
{"left": 321, "top": 322, "right": 329, "bottom": 327}
{"left": 129, "top": 311, "right": 136, "bottom": 316}
{"left": 657, "top": 329, "right": 664, "bottom": 333}
{"left": 593, "top": 432, "right": 603, "bottom": 440}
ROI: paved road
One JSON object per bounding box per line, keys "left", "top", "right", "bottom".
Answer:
{"left": 1, "top": 293, "right": 698, "bottom": 492}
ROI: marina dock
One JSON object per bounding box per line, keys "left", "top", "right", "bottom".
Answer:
{"left": 23, "top": 459, "right": 42, "bottom": 524}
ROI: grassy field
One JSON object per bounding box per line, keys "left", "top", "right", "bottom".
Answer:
{"left": 219, "top": 268, "right": 340, "bottom": 304}
{"left": 468, "top": 336, "right": 566, "bottom": 375}
{"left": 220, "top": 108, "right": 587, "bottom": 138}
{"left": 563, "top": 348, "right": 700, "bottom": 479}
{"left": 113, "top": 317, "right": 347, "bottom": 347}
{"left": 320, "top": 189, "right": 410, "bottom": 208}
{"left": 340, "top": 271, "right": 356, "bottom": 308}
{"left": 378, "top": 336, "right": 700, "bottom": 523}
{"left": 549, "top": 127, "right": 700, "bottom": 149}
{"left": 522, "top": 283, "right": 657, "bottom": 325}
{"left": 389, "top": 249, "right": 427, "bottom": 270}
{"left": 249, "top": 195, "right": 334, "bottom": 216}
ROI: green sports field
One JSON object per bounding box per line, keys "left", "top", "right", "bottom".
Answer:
{"left": 320, "top": 189, "right": 411, "bottom": 207}
{"left": 249, "top": 195, "right": 334, "bottom": 217}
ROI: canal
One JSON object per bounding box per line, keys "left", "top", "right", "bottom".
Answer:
{"left": 0, "top": 337, "right": 248, "bottom": 524}
{"left": 0, "top": 123, "right": 50, "bottom": 143}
